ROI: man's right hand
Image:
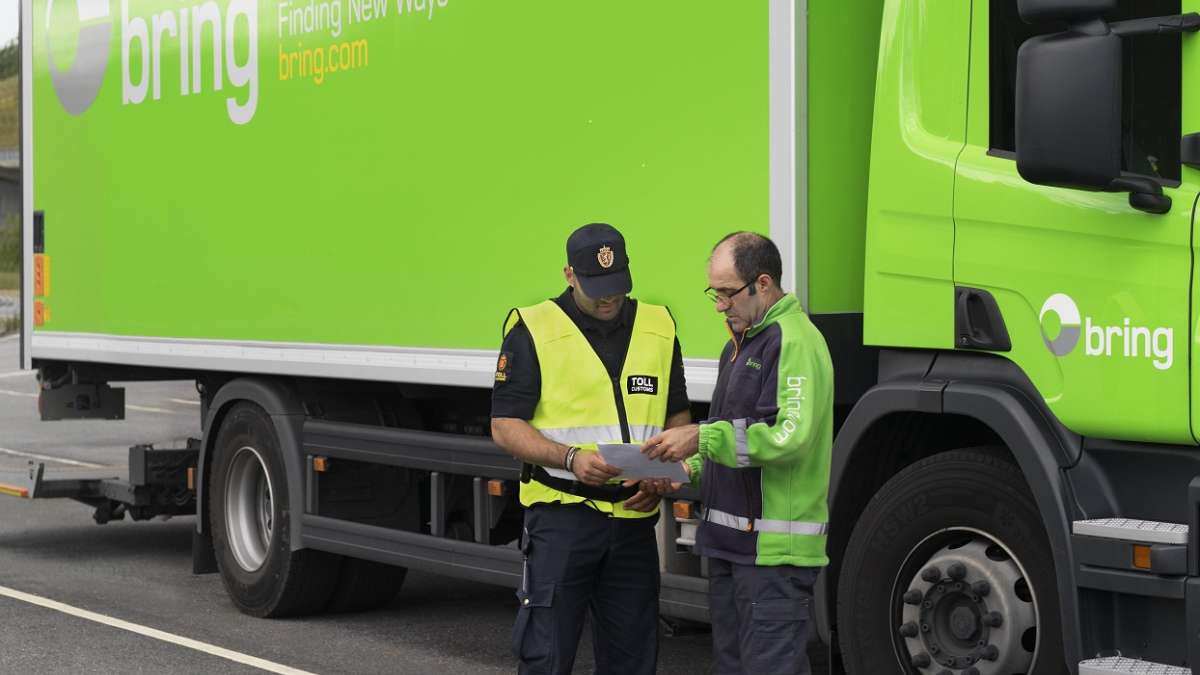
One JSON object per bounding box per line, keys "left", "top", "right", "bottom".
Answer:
{"left": 571, "top": 451, "right": 622, "bottom": 486}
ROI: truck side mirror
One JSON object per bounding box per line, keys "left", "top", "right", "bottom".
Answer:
{"left": 1013, "top": 2, "right": 1200, "bottom": 216}
{"left": 1015, "top": 28, "right": 1171, "bottom": 214}
{"left": 1015, "top": 31, "right": 1122, "bottom": 191}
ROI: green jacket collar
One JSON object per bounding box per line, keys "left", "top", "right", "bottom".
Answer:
{"left": 746, "top": 293, "right": 803, "bottom": 338}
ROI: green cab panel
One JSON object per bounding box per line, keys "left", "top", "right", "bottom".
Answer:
{"left": 804, "top": 0, "right": 884, "bottom": 314}
{"left": 863, "top": 0, "right": 971, "bottom": 348}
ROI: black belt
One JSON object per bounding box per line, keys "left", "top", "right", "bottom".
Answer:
{"left": 521, "top": 464, "right": 639, "bottom": 503}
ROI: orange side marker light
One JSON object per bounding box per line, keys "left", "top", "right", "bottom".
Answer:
{"left": 1132, "top": 544, "right": 1152, "bottom": 571}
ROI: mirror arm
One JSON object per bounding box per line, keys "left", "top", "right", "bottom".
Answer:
{"left": 1110, "top": 176, "right": 1172, "bottom": 215}
{"left": 1109, "top": 13, "right": 1200, "bottom": 37}
{"left": 1066, "top": 17, "right": 1112, "bottom": 36}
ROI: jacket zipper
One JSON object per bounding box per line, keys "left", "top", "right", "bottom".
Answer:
{"left": 720, "top": 327, "right": 757, "bottom": 530}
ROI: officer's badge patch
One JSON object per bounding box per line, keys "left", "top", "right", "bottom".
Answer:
{"left": 627, "top": 375, "right": 658, "bottom": 395}
{"left": 495, "top": 352, "right": 512, "bottom": 382}
{"left": 598, "top": 246, "right": 614, "bottom": 269}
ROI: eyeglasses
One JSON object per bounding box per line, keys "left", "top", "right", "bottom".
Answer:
{"left": 704, "top": 280, "right": 753, "bottom": 304}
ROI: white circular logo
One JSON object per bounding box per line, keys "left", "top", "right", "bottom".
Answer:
{"left": 1039, "top": 293, "right": 1082, "bottom": 357}
{"left": 46, "top": 0, "right": 112, "bottom": 115}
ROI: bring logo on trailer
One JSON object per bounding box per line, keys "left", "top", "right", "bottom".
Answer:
{"left": 45, "top": 0, "right": 450, "bottom": 125}
{"left": 46, "top": 0, "right": 259, "bottom": 124}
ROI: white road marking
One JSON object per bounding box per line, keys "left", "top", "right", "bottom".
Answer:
{"left": 0, "top": 389, "right": 181, "bottom": 415}
{"left": 0, "top": 447, "right": 106, "bottom": 469}
{"left": 169, "top": 398, "right": 201, "bottom": 406}
{"left": 0, "top": 371, "right": 33, "bottom": 379}
{"left": 126, "top": 404, "right": 178, "bottom": 414}
{"left": 0, "top": 584, "right": 318, "bottom": 675}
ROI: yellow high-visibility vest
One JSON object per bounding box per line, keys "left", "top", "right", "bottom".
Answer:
{"left": 504, "top": 299, "right": 675, "bottom": 519}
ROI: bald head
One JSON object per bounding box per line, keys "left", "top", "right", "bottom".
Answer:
{"left": 707, "top": 232, "right": 786, "bottom": 333}
{"left": 712, "top": 232, "right": 783, "bottom": 290}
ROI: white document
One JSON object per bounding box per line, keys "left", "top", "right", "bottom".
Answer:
{"left": 540, "top": 445, "right": 690, "bottom": 482}
{"left": 597, "top": 443, "right": 690, "bottom": 482}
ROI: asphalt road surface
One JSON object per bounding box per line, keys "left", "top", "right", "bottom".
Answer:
{"left": 0, "top": 335, "right": 835, "bottom": 674}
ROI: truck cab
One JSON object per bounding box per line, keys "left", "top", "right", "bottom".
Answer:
{"left": 831, "top": 0, "right": 1200, "bottom": 673}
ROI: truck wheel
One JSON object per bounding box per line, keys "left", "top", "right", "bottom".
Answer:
{"left": 836, "top": 449, "right": 1067, "bottom": 675}
{"left": 210, "top": 402, "right": 338, "bottom": 617}
{"left": 324, "top": 558, "right": 408, "bottom": 613}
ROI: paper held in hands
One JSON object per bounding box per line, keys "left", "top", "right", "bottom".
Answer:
{"left": 598, "top": 443, "right": 690, "bottom": 482}
{"left": 540, "top": 445, "right": 690, "bottom": 482}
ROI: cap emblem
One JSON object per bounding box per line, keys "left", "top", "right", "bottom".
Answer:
{"left": 597, "top": 246, "right": 614, "bottom": 269}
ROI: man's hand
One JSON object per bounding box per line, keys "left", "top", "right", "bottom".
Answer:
{"left": 642, "top": 424, "right": 700, "bottom": 462}
{"left": 623, "top": 463, "right": 692, "bottom": 511}
{"left": 572, "top": 451, "right": 621, "bottom": 486}
{"left": 622, "top": 479, "right": 663, "bottom": 512}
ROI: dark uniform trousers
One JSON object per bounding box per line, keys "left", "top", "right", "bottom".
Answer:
{"left": 512, "top": 503, "right": 660, "bottom": 675}
{"left": 709, "top": 558, "right": 819, "bottom": 675}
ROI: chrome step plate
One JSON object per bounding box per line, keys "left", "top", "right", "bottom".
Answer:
{"left": 1072, "top": 518, "right": 1189, "bottom": 545}
{"left": 1080, "top": 656, "right": 1190, "bottom": 675}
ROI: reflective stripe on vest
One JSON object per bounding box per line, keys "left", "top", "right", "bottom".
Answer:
{"left": 703, "top": 506, "right": 828, "bottom": 536}
{"left": 508, "top": 299, "right": 675, "bottom": 517}
{"left": 540, "top": 425, "right": 663, "bottom": 446}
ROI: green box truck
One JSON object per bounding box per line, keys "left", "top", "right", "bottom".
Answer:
{"left": 17, "top": 0, "right": 1200, "bottom": 672}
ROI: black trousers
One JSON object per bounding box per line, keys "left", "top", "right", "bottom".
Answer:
{"left": 708, "top": 557, "right": 819, "bottom": 675}
{"left": 512, "top": 503, "right": 660, "bottom": 675}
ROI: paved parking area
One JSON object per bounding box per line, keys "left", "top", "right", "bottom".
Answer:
{"left": 0, "top": 335, "right": 756, "bottom": 674}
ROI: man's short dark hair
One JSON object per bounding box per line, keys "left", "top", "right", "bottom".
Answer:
{"left": 715, "top": 232, "right": 783, "bottom": 288}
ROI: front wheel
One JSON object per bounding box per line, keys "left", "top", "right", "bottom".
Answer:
{"left": 836, "top": 449, "right": 1067, "bottom": 675}
{"left": 210, "top": 402, "right": 339, "bottom": 617}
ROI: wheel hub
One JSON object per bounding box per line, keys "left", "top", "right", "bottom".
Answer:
{"left": 897, "top": 537, "right": 1037, "bottom": 675}
{"left": 225, "top": 445, "right": 275, "bottom": 573}
{"left": 949, "top": 606, "right": 978, "bottom": 641}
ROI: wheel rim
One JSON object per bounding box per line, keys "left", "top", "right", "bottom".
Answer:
{"left": 891, "top": 528, "right": 1040, "bottom": 675}
{"left": 225, "top": 445, "right": 275, "bottom": 572}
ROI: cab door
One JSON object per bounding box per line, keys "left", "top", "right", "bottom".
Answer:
{"left": 952, "top": 0, "right": 1196, "bottom": 444}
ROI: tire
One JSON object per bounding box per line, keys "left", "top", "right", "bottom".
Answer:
{"left": 836, "top": 448, "right": 1067, "bottom": 675}
{"left": 210, "top": 402, "right": 339, "bottom": 618}
{"left": 324, "top": 558, "right": 408, "bottom": 614}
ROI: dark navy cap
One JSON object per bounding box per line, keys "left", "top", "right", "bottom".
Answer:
{"left": 566, "top": 223, "right": 632, "bottom": 298}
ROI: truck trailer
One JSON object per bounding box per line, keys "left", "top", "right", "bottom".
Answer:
{"left": 14, "top": 0, "right": 1200, "bottom": 672}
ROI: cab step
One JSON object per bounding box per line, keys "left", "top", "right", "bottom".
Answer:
{"left": 1079, "top": 656, "right": 1190, "bottom": 674}
{"left": 1072, "top": 518, "right": 1189, "bottom": 545}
